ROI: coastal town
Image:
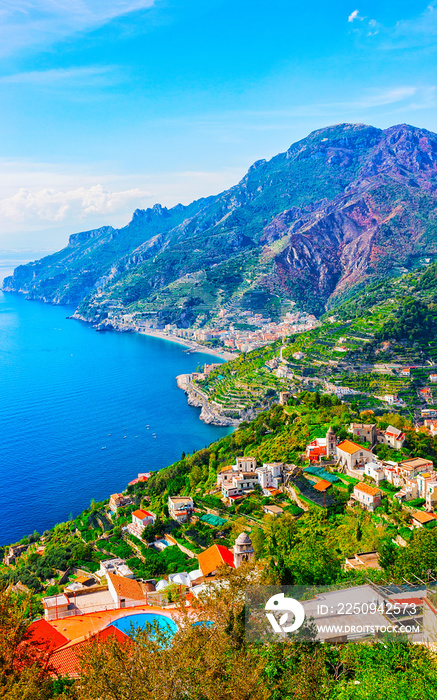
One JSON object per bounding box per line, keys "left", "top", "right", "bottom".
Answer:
{"left": 81, "top": 299, "right": 320, "bottom": 356}
{"left": 5, "top": 391, "right": 437, "bottom": 674}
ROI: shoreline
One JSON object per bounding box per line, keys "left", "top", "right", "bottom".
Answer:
{"left": 136, "top": 329, "right": 238, "bottom": 361}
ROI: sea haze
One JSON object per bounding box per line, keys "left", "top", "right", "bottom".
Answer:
{"left": 0, "top": 292, "right": 232, "bottom": 544}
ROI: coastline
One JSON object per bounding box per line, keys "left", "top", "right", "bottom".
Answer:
{"left": 136, "top": 329, "right": 238, "bottom": 361}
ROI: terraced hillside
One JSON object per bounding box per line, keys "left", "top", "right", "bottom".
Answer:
{"left": 191, "top": 263, "right": 437, "bottom": 421}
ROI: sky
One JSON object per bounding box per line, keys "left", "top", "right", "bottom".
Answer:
{"left": 1, "top": 0, "right": 437, "bottom": 253}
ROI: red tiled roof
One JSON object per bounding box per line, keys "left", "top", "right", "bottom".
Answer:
{"left": 28, "top": 619, "right": 68, "bottom": 652}
{"left": 337, "top": 440, "right": 371, "bottom": 455}
{"left": 411, "top": 510, "right": 437, "bottom": 524}
{"left": 355, "top": 482, "right": 381, "bottom": 496}
{"left": 132, "top": 509, "right": 152, "bottom": 520}
{"left": 107, "top": 573, "right": 146, "bottom": 601}
{"left": 50, "top": 625, "right": 129, "bottom": 677}
{"left": 197, "top": 544, "right": 235, "bottom": 576}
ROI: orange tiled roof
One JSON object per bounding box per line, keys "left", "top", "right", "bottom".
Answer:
{"left": 197, "top": 544, "right": 235, "bottom": 576}
{"left": 337, "top": 440, "right": 371, "bottom": 455}
{"left": 355, "top": 482, "right": 381, "bottom": 496}
{"left": 313, "top": 479, "right": 331, "bottom": 492}
{"left": 28, "top": 619, "right": 68, "bottom": 651}
{"left": 132, "top": 509, "right": 152, "bottom": 520}
{"left": 411, "top": 510, "right": 437, "bottom": 524}
{"left": 107, "top": 573, "right": 145, "bottom": 601}
{"left": 50, "top": 625, "right": 129, "bottom": 677}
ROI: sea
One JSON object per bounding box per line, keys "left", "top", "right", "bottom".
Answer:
{"left": 0, "top": 291, "right": 232, "bottom": 545}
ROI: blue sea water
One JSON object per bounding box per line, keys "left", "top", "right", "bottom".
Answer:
{"left": 0, "top": 292, "right": 232, "bottom": 545}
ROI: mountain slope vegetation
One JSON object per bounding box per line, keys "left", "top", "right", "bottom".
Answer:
{"left": 5, "top": 123, "right": 437, "bottom": 324}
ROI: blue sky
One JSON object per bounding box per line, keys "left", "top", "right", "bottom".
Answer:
{"left": 1, "top": 0, "right": 437, "bottom": 251}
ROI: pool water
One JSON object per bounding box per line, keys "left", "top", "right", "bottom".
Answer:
{"left": 110, "top": 613, "right": 178, "bottom": 639}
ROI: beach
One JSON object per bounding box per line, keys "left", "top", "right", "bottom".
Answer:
{"left": 137, "top": 329, "right": 238, "bottom": 361}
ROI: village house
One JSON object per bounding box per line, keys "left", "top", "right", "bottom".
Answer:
{"left": 336, "top": 440, "right": 374, "bottom": 470}
{"left": 424, "top": 479, "right": 437, "bottom": 511}
{"left": 394, "top": 476, "right": 419, "bottom": 503}
{"left": 107, "top": 573, "right": 147, "bottom": 608}
{"left": 279, "top": 391, "right": 291, "bottom": 405}
{"left": 197, "top": 544, "right": 235, "bottom": 577}
{"left": 349, "top": 423, "right": 377, "bottom": 444}
{"left": 234, "top": 456, "right": 257, "bottom": 472}
{"left": 416, "top": 471, "right": 437, "bottom": 499}
{"left": 397, "top": 457, "right": 433, "bottom": 479}
{"left": 364, "top": 462, "right": 385, "bottom": 485}
{"left": 379, "top": 425, "right": 406, "bottom": 450}
{"left": 351, "top": 482, "right": 382, "bottom": 512}
{"left": 222, "top": 472, "right": 259, "bottom": 499}
{"left": 127, "top": 509, "right": 156, "bottom": 539}
{"left": 216, "top": 466, "right": 234, "bottom": 487}
{"left": 344, "top": 551, "right": 381, "bottom": 571}
{"left": 168, "top": 496, "right": 194, "bottom": 523}
{"left": 400, "top": 367, "right": 412, "bottom": 377}
{"left": 108, "top": 493, "right": 132, "bottom": 513}
{"left": 306, "top": 437, "right": 327, "bottom": 462}
{"left": 430, "top": 374, "right": 437, "bottom": 384}
{"left": 411, "top": 511, "right": 437, "bottom": 528}
{"left": 383, "top": 461, "right": 404, "bottom": 487}
{"left": 263, "top": 504, "right": 284, "bottom": 517}
{"left": 256, "top": 462, "right": 283, "bottom": 489}
{"left": 97, "top": 558, "right": 134, "bottom": 580}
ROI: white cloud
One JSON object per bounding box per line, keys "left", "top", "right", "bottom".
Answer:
{"left": 0, "top": 0, "right": 157, "bottom": 56}
{"left": 0, "top": 184, "right": 151, "bottom": 223}
{"left": 0, "top": 161, "right": 244, "bottom": 245}
{"left": 348, "top": 9, "right": 360, "bottom": 22}
{"left": 0, "top": 66, "right": 118, "bottom": 86}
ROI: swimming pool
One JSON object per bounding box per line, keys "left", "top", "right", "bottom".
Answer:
{"left": 110, "top": 613, "right": 178, "bottom": 639}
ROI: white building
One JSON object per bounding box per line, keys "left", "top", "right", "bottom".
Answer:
{"left": 127, "top": 509, "right": 156, "bottom": 539}
{"left": 97, "top": 558, "right": 134, "bottom": 580}
{"left": 256, "top": 462, "right": 283, "bottom": 490}
{"left": 336, "top": 440, "right": 374, "bottom": 470}
{"left": 234, "top": 456, "right": 257, "bottom": 473}
{"left": 380, "top": 425, "right": 406, "bottom": 450}
{"left": 364, "top": 462, "right": 385, "bottom": 485}
{"left": 168, "top": 496, "right": 194, "bottom": 523}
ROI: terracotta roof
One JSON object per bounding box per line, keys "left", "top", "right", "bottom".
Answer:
{"left": 411, "top": 510, "right": 437, "bottom": 524}
{"left": 337, "top": 440, "right": 371, "bottom": 455}
{"left": 107, "top": 573, "right": 146, "bottom": 601}
{"left": 264, "top": 505, "right": 283, "bottom": 513}
{"left": 313, "top": 479, "right": 331, "bottom": 492}
{"left": 197, "top": 544, "right": 235, "bottom": 576}
{"left": 50, "top": 625, "right": 129, "bottom": 677}
{"left": 28, "top": 619, "right": 68, "bottom": 652}
{"left": 400, "top": 458, "right": 433, "bottom": 470}
{"left": 355, "top": 482, "right": 381, "bottom": 496}
{"left": 132, "top": 509, "right": 153, "bottom": 520}
{"left": 219, "top": 466, "right": 233, "bottom": 473}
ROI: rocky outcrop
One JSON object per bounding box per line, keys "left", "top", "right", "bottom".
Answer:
{"left": 176, "top": 374, "right": 239, "bottom": 427}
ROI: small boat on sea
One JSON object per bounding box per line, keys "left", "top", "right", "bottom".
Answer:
{"left": 102, "top": 447, "right": 106, "bottom": 450}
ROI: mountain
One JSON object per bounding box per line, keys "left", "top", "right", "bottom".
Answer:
{"left": 5, "top": 122, "right": 437, "bottom": 324}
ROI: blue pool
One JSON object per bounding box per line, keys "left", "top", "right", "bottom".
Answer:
{"left": 110, "top": 613, "right": 178, "bottom": 639}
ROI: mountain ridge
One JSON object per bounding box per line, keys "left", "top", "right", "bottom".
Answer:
{"left": 5, "top": 122, "right": 437, "bottom": 323}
